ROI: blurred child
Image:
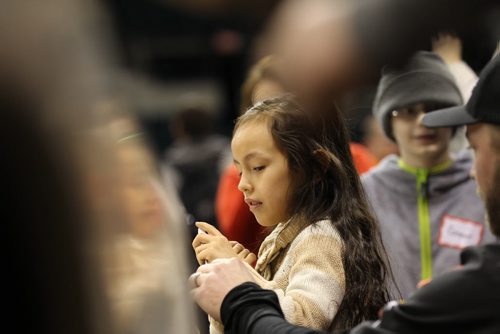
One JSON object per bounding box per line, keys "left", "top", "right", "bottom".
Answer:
{"left": 194, "top": 95, "right": 392, "bottom": 332}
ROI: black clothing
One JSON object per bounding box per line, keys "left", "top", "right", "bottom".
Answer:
{"left": 221, "top": 244, "right": 500, "bottom": 334}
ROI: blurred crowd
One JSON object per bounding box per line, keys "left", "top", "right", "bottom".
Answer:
{"left": 3, "top": 1, "right": 499, "bottom": 334}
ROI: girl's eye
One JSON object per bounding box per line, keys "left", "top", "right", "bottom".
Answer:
{"left": 253, "top": 166, "right": 265, "bottom": 172}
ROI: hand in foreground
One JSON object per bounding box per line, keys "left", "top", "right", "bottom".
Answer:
{"left": 193, "top": 222, "right": 256, "bottom": 265}
{"left": 188, "top": 258, "right": 256, "bottom": 322}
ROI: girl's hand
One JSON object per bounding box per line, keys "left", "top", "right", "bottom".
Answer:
{"left": 229, "top": 241, "right": 257, "bottom": 265}
{"left": 192, "top": 222, "right": 238, "bottom": 265}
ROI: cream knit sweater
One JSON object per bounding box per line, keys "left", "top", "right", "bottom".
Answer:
{"left": 209, "top": 219, "right": 346, "bottom": 333}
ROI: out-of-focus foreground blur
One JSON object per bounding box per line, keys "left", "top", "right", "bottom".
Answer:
{"left": 2, "top": 1, "right": 196, "bottom": 333}
{"left": 3, "top": 0, "right": 498, "bottom": 334}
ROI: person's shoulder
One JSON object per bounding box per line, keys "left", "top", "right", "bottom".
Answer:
{"left": 362, "top": 155, "right": 407, "bottom": 198}
{"left": 409, "top": 244, "right": 500, "bottom": 308}
{"left": 461, "top": 244, "right": 500, "bottom": 273}
{"left": 293, "top": 220, "right": 342, "bottom": 246}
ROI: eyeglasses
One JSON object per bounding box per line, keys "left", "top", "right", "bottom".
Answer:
{"left": 391, "top": 103, "right": 451, "bottom": 120}
{"left": 391, "top": 107, "right": 424, "bottom": 120}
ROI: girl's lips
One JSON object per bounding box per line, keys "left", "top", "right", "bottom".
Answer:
{"left": 244, "top": 198, "right": 263, "bottom": 208}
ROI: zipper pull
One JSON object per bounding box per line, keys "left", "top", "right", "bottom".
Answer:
{"left": 417, "top": 169, "right": 429, "bottom": 199}
{"left": 421, "top": 180, "right": 429, "bottom": 198}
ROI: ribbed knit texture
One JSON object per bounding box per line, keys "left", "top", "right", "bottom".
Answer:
{"left": 209, "top": 219, "right": 345, "bottom": 333}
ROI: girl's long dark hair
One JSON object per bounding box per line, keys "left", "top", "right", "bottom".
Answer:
{"left": 235, "top": 95, "right": 394, "bottom": 330}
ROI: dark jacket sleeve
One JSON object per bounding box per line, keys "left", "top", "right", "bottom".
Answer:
{"left": 220, "top": 247, "right": 500, "bottom": 334}
{"left": 349, "top": 245, "right": 500, "bottom": 333}
{"left": 221, "top": 282, "right": 323, "bottom": 334}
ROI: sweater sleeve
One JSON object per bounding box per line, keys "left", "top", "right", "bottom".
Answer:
{"left": 273, "top": 232, "right": 345, "bottom": 330}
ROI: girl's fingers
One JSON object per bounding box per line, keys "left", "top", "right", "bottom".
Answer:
{"left": 195, "top": 251, "right": 205, "bottom": 265}
{"left": 195, "top": 222, "right": 223, "bottom": 236}
{"left": 244, "top": 253, "right": 257, "bottom": 265}
{"left": 232, "top": 243, "right": 244, "bottom": 253}
{"left": 194, "top": 243, "right": 208, "bottom": 254}
{"left": 197, "top": 249, "right": 214, "bottom": 264}
{"left": 245, "top": 253, "right": 257, "bottom": 264}
{"left": 192, "top": 233, "right": 213, "bottom": 248}
{"left": 239, "top": 249, "right": 250, "bottom": 258}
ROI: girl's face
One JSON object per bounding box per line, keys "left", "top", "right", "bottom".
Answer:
{"left": 231, "top": 119, "right": 292, "bottom": 227}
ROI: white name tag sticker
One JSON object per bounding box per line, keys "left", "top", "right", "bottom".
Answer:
{"left": 438, "top": 215, "right": 483, "bottom": 249}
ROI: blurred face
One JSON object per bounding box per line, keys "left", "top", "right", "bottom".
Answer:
{"left": 467, "top": 123, "right": 500, "bottom": 236}
{"left": 391, "top": 103, "right": 453, "bottom": 167}
{"left": 232, "top": 120, "right": 292, "bottom": 227}
{"left": 118, "top": 143, "right": 163, "bottom": 238}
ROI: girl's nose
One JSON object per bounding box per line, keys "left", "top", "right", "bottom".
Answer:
{"left": 237, "top": 173, "right": 252, "bottom": 193}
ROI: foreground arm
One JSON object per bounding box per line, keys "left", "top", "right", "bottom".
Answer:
{"left": 222, "top": 282, "right": 323, "bottom": 334}
{"left": 217, "top": 246, "right": 500, "bottom": 334}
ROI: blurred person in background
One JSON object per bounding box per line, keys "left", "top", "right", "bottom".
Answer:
{"left": 163, "top": 104, "right": 231, "bottom": 238}
{"left": 362, "top": 51, "right": 495, "bottom": 298}
{"left": 162, "top": 102, "right": 233, "bottom": 334}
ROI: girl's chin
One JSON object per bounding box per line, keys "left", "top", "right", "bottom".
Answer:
{"left": 256, "top": 218, "right": 279, "bottom": 228}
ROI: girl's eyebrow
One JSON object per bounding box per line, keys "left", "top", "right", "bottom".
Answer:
{"left": 233, "top": 151, "right": 268, "bottom": 165}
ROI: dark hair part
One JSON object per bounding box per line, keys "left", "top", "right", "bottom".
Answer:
{"left": 235, "top": 95, "right": 393, "bottom": 329}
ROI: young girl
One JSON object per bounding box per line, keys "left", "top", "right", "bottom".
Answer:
{"left": 193, "top": 94, "right": 392, "bottom": 332}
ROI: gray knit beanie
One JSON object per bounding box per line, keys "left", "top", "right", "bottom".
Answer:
{"left": 373, "top": 51, "right": 463, "bottom": 141}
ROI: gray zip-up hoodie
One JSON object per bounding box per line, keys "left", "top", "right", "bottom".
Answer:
{"left": 362, "top": 150, "right": 496, "bottom": 299}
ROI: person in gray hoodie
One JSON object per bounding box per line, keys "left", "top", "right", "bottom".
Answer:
{"left": 362, "top": 51, "right": 496, "bottom": 299}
